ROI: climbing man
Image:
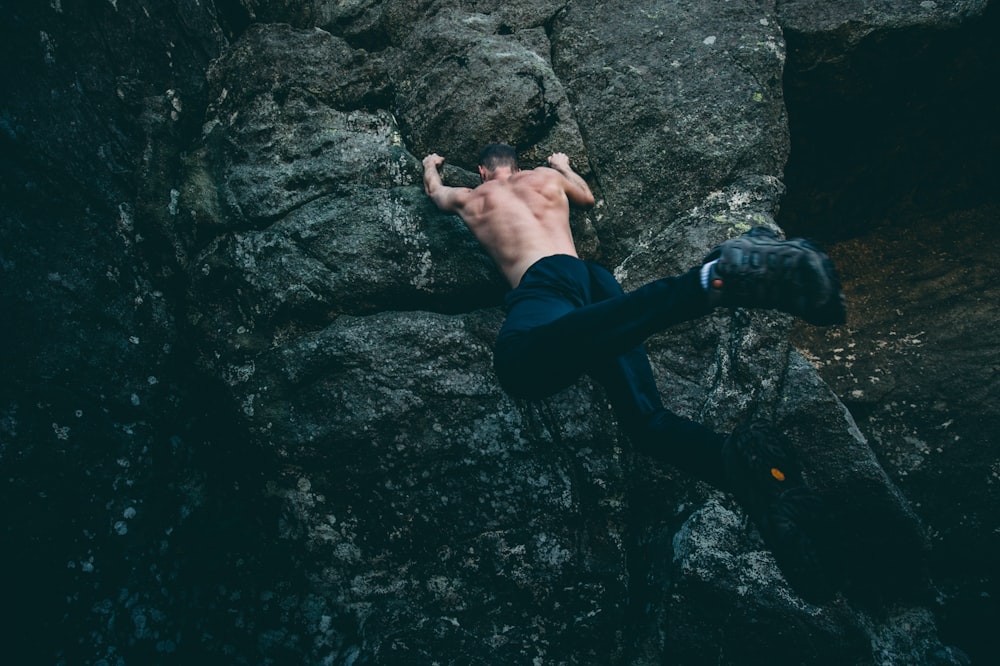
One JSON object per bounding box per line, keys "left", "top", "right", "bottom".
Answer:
{"left": 422, "top": 144, "right": 846, "bottom": 597}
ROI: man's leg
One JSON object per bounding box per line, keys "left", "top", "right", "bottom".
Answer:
{"left": 495, "top": 226, "right": 846, "bottom": 400}
{"left": 589, "top": 344, "right": 727, "bottom": 484}
{"left": 491, "top": 230, "right": 846, "bottom": 599}
{"left": 584, "top": 264, "right": 727, "bottom": 486}
{"left": 494, "top": 259, "right": 711, "bottom": 400}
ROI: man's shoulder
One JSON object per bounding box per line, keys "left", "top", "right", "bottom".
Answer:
{"left": 521, "top": 166, "right": 557, "bottom": 176}
{"left": 513, "top": 166, "right": 560, "bottom": 184}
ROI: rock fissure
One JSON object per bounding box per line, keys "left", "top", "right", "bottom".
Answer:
{"left": 778, "top": 3, "right": 999, "bottom": 660}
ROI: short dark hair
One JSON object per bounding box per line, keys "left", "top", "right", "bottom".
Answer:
{"left": 478, "top": 143, "right": 518, "bottom": 171}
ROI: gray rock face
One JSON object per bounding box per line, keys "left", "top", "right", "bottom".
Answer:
{"left": 779, "top": 0, "right": 990, "bottom": 50}
{"left": 177, "top": 2, "right": 932, "bottom": 663}
{"left": 4, "top": 0, "right": 996, "bottom": 663}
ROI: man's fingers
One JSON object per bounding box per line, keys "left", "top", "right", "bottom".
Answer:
{"left": 423, "top": 153, "right": 445, "bottom": 168}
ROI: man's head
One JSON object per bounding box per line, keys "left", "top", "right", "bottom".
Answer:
{"left": 478, "top": 143, "right": 519, "bottom": 181}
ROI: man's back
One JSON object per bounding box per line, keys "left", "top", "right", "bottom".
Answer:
{"left": 458, "top": 168, "right": 581, "bottom": 286}
{"left": 422, "top": 152, "right": 595, "bottom": 287}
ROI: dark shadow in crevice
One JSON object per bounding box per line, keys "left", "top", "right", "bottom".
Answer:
{"left": 778, "top": 6, "right": 1000, "bottom": 662}
{"left": 215, "top": 0, "right": 253, "bottom": 41}
{"left": 778, "top": 4, "right": 1000, "bottom": 245}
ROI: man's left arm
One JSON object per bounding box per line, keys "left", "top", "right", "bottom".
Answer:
{"left": 423, "top": 153, "right": 472, "bottom": 213}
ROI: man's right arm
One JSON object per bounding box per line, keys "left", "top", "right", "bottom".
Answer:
{"left": 547, "top": 152, "right": 595, "bottom": 208}
{"left": 423, "top": 153, "right": 472, "bottom": 213}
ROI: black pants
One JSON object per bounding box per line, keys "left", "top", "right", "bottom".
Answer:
{"left": 494, "top": 254, "right": 725, "bottom": 482}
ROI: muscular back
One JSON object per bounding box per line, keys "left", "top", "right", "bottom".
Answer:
{"left": 458, "top": 168, "right": 580, "bottom": 287}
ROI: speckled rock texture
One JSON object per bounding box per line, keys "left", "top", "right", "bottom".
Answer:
{"left": 2, "top": 0, "right": 996, "bottom": 664}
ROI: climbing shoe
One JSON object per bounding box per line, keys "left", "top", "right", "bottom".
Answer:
{"left": 722, "top": 421, "right": 834, "bottom": 601}
{"left": 704, "top": 226, "right": 846, "bottom": 325}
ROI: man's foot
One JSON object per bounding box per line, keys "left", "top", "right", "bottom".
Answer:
{"left": 704, "top": 226, "right": 846, "bottom": 325}
{"left": 722, "top": 421, "right": 834, "bottom": 601}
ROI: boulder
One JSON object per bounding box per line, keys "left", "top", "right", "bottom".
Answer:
{"left": 4, "top": 0, "right": 995, "bottom": 663}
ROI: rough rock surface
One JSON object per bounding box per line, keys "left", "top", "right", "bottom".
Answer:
{"left": 2, "top": 0, "right": 996, "bottom": 663}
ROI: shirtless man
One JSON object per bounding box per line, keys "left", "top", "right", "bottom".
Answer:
{"left": 422, "top": 148, "right": 592, "bottom": 288}
{"left": 423, "top": 144, "right": 846, "bottom": 598}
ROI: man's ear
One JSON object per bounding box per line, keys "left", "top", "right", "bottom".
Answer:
{"left": 478, "top": 165, "right": 488, "bottom": 182}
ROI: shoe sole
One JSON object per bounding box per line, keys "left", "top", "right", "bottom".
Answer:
{"left": 723, "top": 422, "right": 835, "bottom": 601}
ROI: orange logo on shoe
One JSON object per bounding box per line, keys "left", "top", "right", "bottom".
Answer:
{"left": 770, "top": 467, "right": 786, "bottom": 481}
